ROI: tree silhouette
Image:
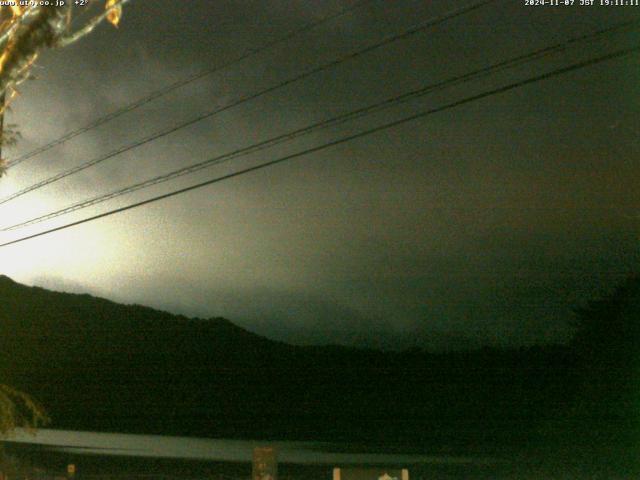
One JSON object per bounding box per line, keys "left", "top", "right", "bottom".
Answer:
{"left": 570, "top": 274, "right": 640, "bottom": 441}
{"left": 0, "top": 0, "right": 128, "bottom": 174}
{"left": 0, "top": 384, "right": 49, "bottom": 434}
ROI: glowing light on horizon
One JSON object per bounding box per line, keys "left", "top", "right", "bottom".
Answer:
{"left": 0, "top": 180, "right": 117, "bottom": 281}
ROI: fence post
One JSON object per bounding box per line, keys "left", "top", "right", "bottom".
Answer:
{"left": 252, "top": 447, "right": 277, "bottom": 480}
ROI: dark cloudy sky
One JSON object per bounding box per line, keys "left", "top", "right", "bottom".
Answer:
{"left": 0, "top": 0, "right": 638, "bottom": 350}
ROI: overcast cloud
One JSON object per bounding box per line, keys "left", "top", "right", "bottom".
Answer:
{"left": 0, "top": 0, "right": 638, "bottom": 350}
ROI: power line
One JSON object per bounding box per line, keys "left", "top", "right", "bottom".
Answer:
{"left": 1, "top": 44, "right": 636, "bottom": 248}
{"left": 5, "top": 0, "right": 373, "bottom": 169}
{"left": 0, "top": 0, "right": 498, "bottom": 204}
{"left": 2, "top": 18, "right": 636, "bottom": 231}
{"left": 2, "top": 19, "right": 636, "bottom": 231}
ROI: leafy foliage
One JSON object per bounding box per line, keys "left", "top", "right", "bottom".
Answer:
{"left": 0, "top": 383, "right": 49, "bottom": 434}
{"left": 0, "top": 0, "right": 128, "bottom": 175}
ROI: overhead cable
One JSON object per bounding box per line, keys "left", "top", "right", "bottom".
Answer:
{"left": 1, "top": 43, "right": 636, "bottom": 248}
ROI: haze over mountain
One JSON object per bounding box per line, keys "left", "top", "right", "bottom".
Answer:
{"left": 0, "top": 274, "right": 637, "bottom": 451}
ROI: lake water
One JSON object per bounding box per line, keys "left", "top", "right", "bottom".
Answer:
{"left": 0, "top": 429, "right": 503, "bottom": 466}
{"left": 2, "top": 430, "right": 636, "bottom": 479}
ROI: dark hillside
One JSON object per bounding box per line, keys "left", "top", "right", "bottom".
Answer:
{"left": 1, "top": 274, "right": 630, "bottom": 451}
